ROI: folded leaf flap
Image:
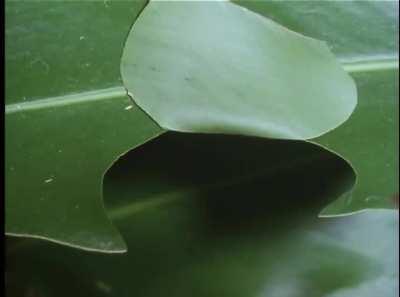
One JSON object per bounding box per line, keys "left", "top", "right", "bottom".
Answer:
{"left": 121, "top": 1, "right": 357, "bottom": 140}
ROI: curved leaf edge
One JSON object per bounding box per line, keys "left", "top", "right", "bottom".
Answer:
{"left": 120, "top": 0, "right": 357, "bottom": 142}
{"left": 6, "top": 129, "right": 356, "bottom": 254}
{"left": 3, "top": 0, "right": 365, "bottom": 254}
{"left": 118, "top": 1, "right": 361, "bottom": 218}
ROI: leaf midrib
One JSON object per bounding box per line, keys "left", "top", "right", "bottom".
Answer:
{"left": 5, "top": 57, "right": 398, "bottom": 113}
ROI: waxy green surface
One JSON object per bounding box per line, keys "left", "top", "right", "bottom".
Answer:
{"left": 235, "top": 0, "right": 398, "bottom": 60}
{"left": 5, "top": 0, "right": 398, "bottom": 253}
{"left": 317, "top": 69, "right": 398, "bottom": 215}
{"left": 233, "top": 0, "right": 398, "bottom": 214}
{"left": 5, "top": 0, "right": 148, "bottom": 104}
{"left": 6, "top": 92, "right": 162, "bottom": 252}
{"left": 7, "top": 153, "right": 398, "bottom": 295}
{"left": 5, "top": 0, "right": 163, "bottom": 252}
{"left": 122, "top": 1, "right": 357, "bottom": 140}
{"left": 121, "top": 0, "right": 398, "bottom": 215}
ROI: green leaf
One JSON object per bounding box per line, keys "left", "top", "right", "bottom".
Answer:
{"left": 233, "top": 0, "right": 398, "bottom": 214}
{"left": 5, "top": 0, "right": 163, "bottom": 252}
{"left": 5, "top": 91, "right": 162, "bottom": 252}
{"left": 6, "top": 147, "right": 397, "bottom": 295}
{"left": 316, "top": 69, "right": 398, "bottom": 215}
{"left": 5, "top": 0, "right": 148, "bottom": 104}
{"left": 234, "top": 0, "right": 397, "bottom": 59}
{"left": 6, "top": 0, "right": 397, "bottom": 253}
{"left": 120, "top": 0, "right": 397, "bottom": 215}
{"left": 121, "top": 0, "right": 356, "bottom": 140}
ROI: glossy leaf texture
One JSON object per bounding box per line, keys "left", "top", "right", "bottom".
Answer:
{"left": 5, "top": 92, "right": 161, "bottom": 252}
{"left": 6, "top": 0, "right": 398, "bottom": 254}
{"left": 233, "top": 0, "right": 398, "bottom": 215}
{"left": 5, "top": 0, "right": 163, "bottom": 252}
{"left": 234, "top": 0, "right": 398, "bottom": 60}
{"left": 316, "top": 69, "right": 398, "bottom": 215}
{"left": 5, "top": 1, "right": 398, "bottom": 297}
{"left": 121, "top": 0, "right": 357, "bottom": 140}
{"left": 6, "top": 0, "right": 148, "bottom": 104}
{"left": 6, "top": 140, "right": 398, "bottom": 296}
{"left": 121, "top": 0, "right": 398, "bottom": 215}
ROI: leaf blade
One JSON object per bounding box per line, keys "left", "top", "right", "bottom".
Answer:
{"left": 121, "top": 0, "right": 357, "bottom": 140}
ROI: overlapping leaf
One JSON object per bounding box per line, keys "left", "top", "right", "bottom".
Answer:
{"left": 234, "top": 0, "right": 399, "bottom": 215}
{"left": 5, "top": 2, "right": 398, "bottom": 294}
{"left": 6, "top": 150, "right": 398, "bottom": 296}
{"left": 121, "top": 1, "right": 356, "bottom": 140}
{"left": 5, "top": 0, "right": 398, "bottom": 253}
{"left": 121, "top": 0, "right": 398, "bottom": 216}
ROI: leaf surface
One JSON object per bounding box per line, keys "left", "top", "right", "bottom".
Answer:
{"left": 6, "top": 151, "right": 397, "bottom": 296}
{"left": 5, "top": 0, "right": 398, "bottom": 253}
{"left": 121, "top": 0, "right": 398, "bottom": 215}
{"left": 121, "top": 0, "right": 356, "bottom": 140}
{"left": 5, "top": 91, "right": 161, "bottom": 252}
{"left": 234, "top": 0, "right": 399, "bottom": 214}
{"left": 5, "top": 0, "right": 148, "bottom": 104}
{"left": 235, "top": 0, "right": 397, "bottom": 60}
{"left": 5, "top": 0, "right": 163, "bottom": 252}
{"left": 316, "top": 69, "right": 398, "bottom": 215}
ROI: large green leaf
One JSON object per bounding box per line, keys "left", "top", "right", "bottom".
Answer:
{"left": 121, "top": 0, "right": 356, "bottom": 140}
{"left": 5, "top": 0, "right": 163, "bottom": 252}
{"left": 6, "top": 146, "right": 397, "bottom": 296}
{"left": 5, "top": 91, "right": 161, "bottom": 252}
{"left": 10, "top": 208, "right": 396, "bottom": 297}
{"left": 235, "top": 0, "right": 397, "bottom": 60}
{"left": 120, "top": 0, "right": 398, "bottom": 215}
{"left": 316, "top": 69, "right": 398, "bottom": 215}
{"left": 6, "top": 0, "right": 398, "bottom": 253}
{"left": 233, "top": 0, "right": 398, "bottom": 215}
{"left": 5, "top": 0, "right": 148, "bottom": 104}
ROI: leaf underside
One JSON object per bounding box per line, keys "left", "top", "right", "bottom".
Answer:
{"left": 121, "top": 1, "right": 357, "bottom": 141}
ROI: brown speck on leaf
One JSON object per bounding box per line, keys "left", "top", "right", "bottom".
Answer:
{"left": 26, "top": 287, "right": 41, "bottom": 297}
{"left": 392, "top": 193, "right": 398, "bottom": 209}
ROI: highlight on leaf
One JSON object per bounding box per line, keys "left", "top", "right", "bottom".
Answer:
{"left": 121, "top": 0, "right": 357, "bottom": 140}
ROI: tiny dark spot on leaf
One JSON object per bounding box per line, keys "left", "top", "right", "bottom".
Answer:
{"left": 392, "top": 193, "right": 398, "bottom": 209}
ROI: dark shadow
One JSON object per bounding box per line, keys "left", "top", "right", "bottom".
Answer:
{"left": 104, "top": 132, "right": 355, "bottom": 236}
{"left": 5, "top": 133, "right": 371, "bottom": 297}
